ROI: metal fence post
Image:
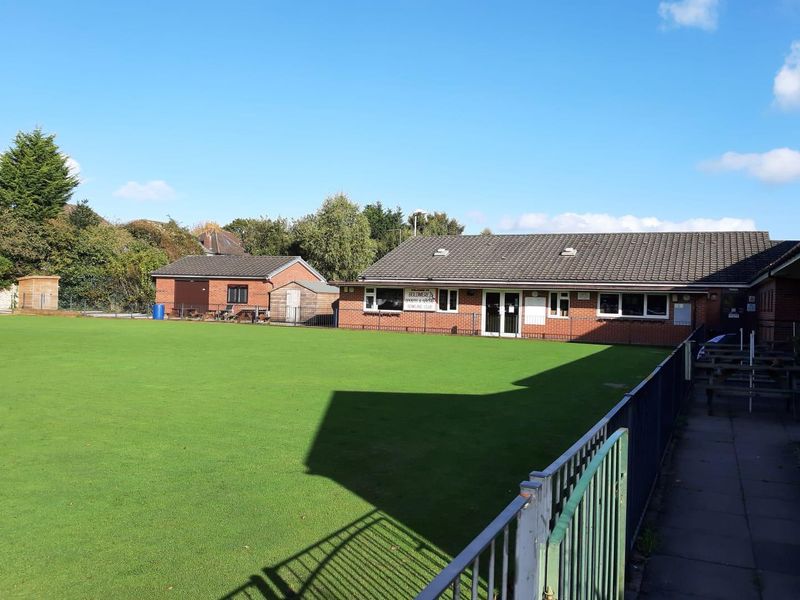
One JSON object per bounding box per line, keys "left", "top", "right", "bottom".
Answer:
{"left": 515, "top": 477, "right": 551, "bottom": 598}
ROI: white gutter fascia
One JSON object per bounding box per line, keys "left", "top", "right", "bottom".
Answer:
{"left": 353, "top": 280, "right": 740, "bottom": 292}
{"left": 749, "top": 249, "right": 800, "bottom": 286}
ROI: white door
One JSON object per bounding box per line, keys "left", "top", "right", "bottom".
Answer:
{"left": 286, "top": 289, "right": 301, "bottom": 323}
{"left": 482, "top": 291, "right": 521, "bottom": 337}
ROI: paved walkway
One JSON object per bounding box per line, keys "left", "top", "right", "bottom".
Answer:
{"left": 638, "top": 388, "right": 800, "bottom": 600}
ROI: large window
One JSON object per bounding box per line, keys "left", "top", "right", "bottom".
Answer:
{"left": 549, "top": 291, "right": 570, "bottom": 317}
{"left": 364, "top": 287, "right": 404, "bottom": 312}
{"left": 598, "top": 292, "right": 668, "bottom": 319}
{"left": 438, "top": 289, "right": 458, "bottom": 312}
{"left": 227, "top": 285, "right": 248, "bottom": 304}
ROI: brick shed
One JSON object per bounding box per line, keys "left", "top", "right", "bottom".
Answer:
{"left": 17, "top": 275, "right": 60, "bottom": 310}
{"left": 270, "top": 280, "right": 339, "bottom": 325}
{"left": 151, "top": 255, "right": 326, "bottom": 319}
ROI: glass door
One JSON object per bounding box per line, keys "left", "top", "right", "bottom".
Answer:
{"left": 485, "top": 292, "right": 501, "bottom": 334}
{"left": 504, "top": 292, "right": 520, "bottom": 335}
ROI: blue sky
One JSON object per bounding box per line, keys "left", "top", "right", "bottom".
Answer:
{"left": 1, "top": 1, "right": 799, "bottom": 237}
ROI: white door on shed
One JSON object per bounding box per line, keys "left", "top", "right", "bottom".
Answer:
{"left": 286, "top": 289, "right": 301, "bottom": 322}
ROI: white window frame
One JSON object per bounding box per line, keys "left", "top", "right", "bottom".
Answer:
{"left": 548, "top": 291, "right": 570, "bottom": 319}
{"left": 364, "top": 287, "right": 376, "bottom": 311}
{"left": 596, "top": 292, "right": 670, "bottom": 320}
{"left": 363, "top": 286, "right": 403, "bottom": 313}
{"left": 438, "top": 288, "right": 459, "bottom": 313}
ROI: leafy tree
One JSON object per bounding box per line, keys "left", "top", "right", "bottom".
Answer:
{"left": 294, "top": 194, "right": 376, "bottom": 280}
{"left": 124, "top": 218, "right": 203, "bottom": 260}
{"left": 362, "top": 202, "right": 408, "bottom": 259}
{"left": 68, "top": 199, "right": 102, "bottom": 229}
{"left": 480, "top": 227, "right": 493, "bottom": 235}
{"left": 0, "top": 129, "right": 79, "bottom": 221}
{"left": 0, "top": 208, "right": 51, "bottom": 279}
{"left": 408, "top": 211, "right": 465, "bottom": 236}
{"left": 224, "top": 216, "right": 293, "bottom": 255}
{"left": 0, "top": 255, "right": 13, "bottom": 288}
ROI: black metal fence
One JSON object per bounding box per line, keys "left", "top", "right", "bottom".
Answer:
{"left": 337, "top": 308, "right": 693, "bottom": 346}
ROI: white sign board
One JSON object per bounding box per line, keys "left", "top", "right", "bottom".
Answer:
{"left": 404, "top": 288, "right": 437, "bottom": 312}
{"left": 524, "top": 296, "right": 546, "bottom": 325}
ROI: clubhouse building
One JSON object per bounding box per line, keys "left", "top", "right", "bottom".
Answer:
{"left": 335, "top": 231, "right": 800, "bottom": 346}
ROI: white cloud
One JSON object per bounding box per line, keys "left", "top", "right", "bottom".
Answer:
{"left": 658, "top": 0, "right": 719, "bottom": 31}
{"left": 63, "top": 156, "right": 80, "bottom": 179}
{"left": 498, "top": 212, "right": 755, "bottom": 233}
{"left": 113, "top": 180, "right": 176, "bottom": 202}
{"left": 700, "top": 148, "right": 800, "bottom": 184}
{"left": 774, "top": 41, "right": 800, "bottom": 110}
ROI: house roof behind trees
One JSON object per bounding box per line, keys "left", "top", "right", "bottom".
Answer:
{"left": 152, "top": 255, "right": 324, "bottom": 280}
{"left": 357, "top": 231, "right": 799, "bottom": 286}
{"left": 197, "top": 229, "right": 246, "bottom": 255}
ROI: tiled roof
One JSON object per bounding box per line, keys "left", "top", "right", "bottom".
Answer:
{"left": 360, "top": 232, "right": 797, "bottom": 285}
{"left": 197, "top": 230, "right": 246, "bottom": 255}
{"left": 152, "top": 255, "right": 301, "bottom": 278}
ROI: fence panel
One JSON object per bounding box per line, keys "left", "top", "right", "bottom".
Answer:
{"left": 543, "top": 429, "right": 628, "bottom": 600}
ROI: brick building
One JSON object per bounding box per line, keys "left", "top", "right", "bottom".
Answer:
{"left": 151, "top": 255, "right": 325, "bottom": 317}
{"left": 335, "top": 232, "right": 800, "bottom": 346}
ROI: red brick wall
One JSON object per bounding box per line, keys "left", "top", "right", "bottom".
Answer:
{"left": 154, "top": 278, "right": 175, "bottom": 305}
{"left": 338, "top": 286, "right": 699, "bottom": 346}
{"left": 270, "top": 261, "right": 323, "bottom": 288}
{"left": 207, "top": 279, "right": 271, "bottom": 309}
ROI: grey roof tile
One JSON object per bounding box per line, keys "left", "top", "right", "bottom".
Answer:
{"left": 152, "top": 255, "right": 300, "bottom": 278}
{"left": 360, "top": 232, "right": 797, "bottom": 285}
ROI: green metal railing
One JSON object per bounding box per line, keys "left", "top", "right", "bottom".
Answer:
{"left": 542, "top": 429, "right": 628, "bottom": 600}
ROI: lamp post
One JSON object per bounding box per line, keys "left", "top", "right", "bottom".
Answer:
{"left": 412, "top": 209, "right": 427, "bottom": 237}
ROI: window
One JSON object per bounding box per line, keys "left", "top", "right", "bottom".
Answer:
{"left": 598, "top": 292, "right": 669, "bottom": 319}
{"left": 646, "top": 294, "right": 668, "bottom": 317}
{"left": 364, "top": 287, "right": 403, "bottom": 311}
{"left": 227, "top": 285, "right": 248, "bottom": 304}
{"left": 549, "top": 292, "right": 570, "bottom": 317}
{"left": 365, "top": 288, "right": 376, "bottom": 310}
{"left": 438, "top": 289, "right": 458, "bottom": 312}
{"left": 599, "top": 293, "right": 620, "bottom": 316}
{"left": 621, "top": 293, "right": 644, "bottom": 316}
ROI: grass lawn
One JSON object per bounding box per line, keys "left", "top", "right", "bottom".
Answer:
{"left": 0, "top": 316, "right": 668, "bottom": 599}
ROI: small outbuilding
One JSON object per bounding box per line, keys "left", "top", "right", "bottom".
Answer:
{"left": 17, "top": 275, "right": 60, "bottom": 310}
{"left": 270, "top": 280, "right": 340, "bottom": 325}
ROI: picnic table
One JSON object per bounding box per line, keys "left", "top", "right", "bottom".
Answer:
{"left": 694, "top": 360, "right": 800, "bottom": 417}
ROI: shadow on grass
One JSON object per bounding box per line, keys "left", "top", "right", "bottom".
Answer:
{"left": 220, "top": 345, "right": 656, "bottom": 599}
{"left": 219, "top": 509, "right": 450, "bottom": 599}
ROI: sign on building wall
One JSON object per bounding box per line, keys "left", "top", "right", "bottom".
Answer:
{"left": 404, "top": 288, "right": 437, "bottom": 311}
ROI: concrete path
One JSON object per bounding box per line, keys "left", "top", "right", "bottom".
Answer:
{"left": 638, "top": 388, "right": 800, "bottom": 600}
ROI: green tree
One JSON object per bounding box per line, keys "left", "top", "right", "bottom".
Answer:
{"left": 0, "top": 255, "right": 13, "bottom": 288}
{"left": 0, "top": 208, "right": 51, "bottom": 279}
{"left": 362, "top": 202, "right": 408, "bottom": 259}
{"left": 224, "top": 216, "right": 293, "bottom": 255}
{"left": 408, "top": 211, "right": 465, "bottom": 236}
{"left": 68, "top": 199, "right": 102, "bottom": 229}
{"left": 295, "top": 194, "right": 376, "bottom": 280}
{"left": 124, "top": 219, "right": 203, "bottom": 260}
{"left": 0, "top": 129, "right": 79, "bottom": 221}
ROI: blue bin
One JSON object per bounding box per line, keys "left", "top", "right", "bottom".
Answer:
{"left": 152, "top": 304, "right": 165, "bottom": 320}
